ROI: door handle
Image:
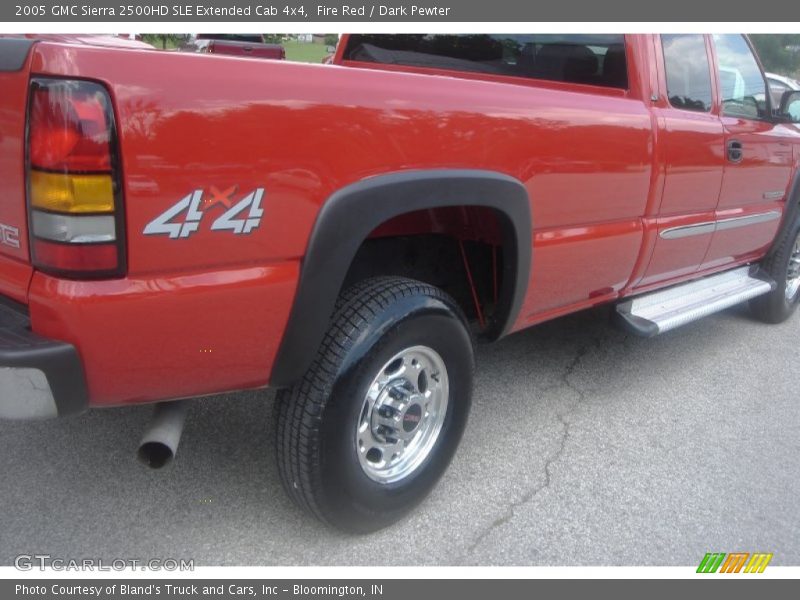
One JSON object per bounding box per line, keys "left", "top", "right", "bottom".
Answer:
{"left": 727, "top": 139, "right": 743, "bottom": 163}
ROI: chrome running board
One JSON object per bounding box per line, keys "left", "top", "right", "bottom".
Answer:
{"left": 615, "top": 266, "right": 775, "bottom": 337}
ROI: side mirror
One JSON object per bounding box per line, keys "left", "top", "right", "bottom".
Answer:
{"left": 780, "top": 90, "right": 800, "bottom": 123}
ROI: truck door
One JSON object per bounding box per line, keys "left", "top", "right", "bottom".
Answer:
{"left": 639, "top": 34, "right": 724, "bottom": 287}
{"left": 702, "top": 34, "right": 794, "bottom": 270}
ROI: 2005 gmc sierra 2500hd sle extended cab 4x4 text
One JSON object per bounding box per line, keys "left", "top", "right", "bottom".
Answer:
{"left": 1, "top": 33, "right": 799, "bottom": 533}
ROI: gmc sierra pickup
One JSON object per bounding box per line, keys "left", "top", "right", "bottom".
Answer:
{"left": 1, "top": 33, "right": 799, "bottom": 533}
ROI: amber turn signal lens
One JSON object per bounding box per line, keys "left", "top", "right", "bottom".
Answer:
{"left": 29, "top": 170, "right": 115, "bottom": 214}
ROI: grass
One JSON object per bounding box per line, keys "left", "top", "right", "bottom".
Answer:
{"left": 283, "top": 41, "right": 331, "bottom": 64}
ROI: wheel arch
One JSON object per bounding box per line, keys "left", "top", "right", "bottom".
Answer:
{"left": 769, "top": 168, "right": 800, "bottom": 247}
{"left": 269, "top": 169, "right": 532, "bottom": 388}
{"left": 767, "top": 167, "right": 800, "bottom": 258}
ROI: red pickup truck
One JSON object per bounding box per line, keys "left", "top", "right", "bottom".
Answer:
{"left": 1, "top": 33, "right": 799, "bottom": 533}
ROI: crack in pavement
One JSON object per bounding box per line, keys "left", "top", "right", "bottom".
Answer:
{"left": 461, "top": 335, "right": 601, "bottom": 560}
{"left": 25, "top": 373, "right": 50, "bottom": 394}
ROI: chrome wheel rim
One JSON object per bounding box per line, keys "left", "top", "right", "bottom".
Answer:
{"left": 356, "top": 345, "right": 449, "bottom": 484}
{"left": 786, "top": 232, "right": 800, "bottom": 301}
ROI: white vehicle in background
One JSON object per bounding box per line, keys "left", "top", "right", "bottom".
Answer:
{"left": 766, "top": 72, "right": 800, "bottom": 106}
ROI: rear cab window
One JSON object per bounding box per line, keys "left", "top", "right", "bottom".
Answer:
{"left": 342, "top": 34, "right": 629, "bottom": 89}
{"left": 661, "top": 34, "right": 713, "bottom": 112}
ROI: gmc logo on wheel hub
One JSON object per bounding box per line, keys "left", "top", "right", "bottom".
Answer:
{"left": 402, "top": 405, "right": 423, "bottom": 432}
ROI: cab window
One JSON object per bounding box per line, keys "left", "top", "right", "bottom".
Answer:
{"left": 661, "top": 34, "right": 713, "bottom": 112}
{"left": 343, "top": 34, "right": 629, "bottom": 89}
{"left": 713, "top": 34, "right": 768, "bottom": 119}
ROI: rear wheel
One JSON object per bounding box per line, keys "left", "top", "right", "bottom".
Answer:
{"left": 274, "top": 277, "right": 474, "bottom": 533}
{"left": 751, "top": 212, "right": 800, "bottom": 323}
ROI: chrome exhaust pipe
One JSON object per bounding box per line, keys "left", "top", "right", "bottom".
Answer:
{"left": 137, "top": 400, "right": 189, "bottom": 469}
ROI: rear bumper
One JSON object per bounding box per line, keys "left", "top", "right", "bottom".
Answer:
{"left": 0, "top": 299, "right": 88, "bottom": 419}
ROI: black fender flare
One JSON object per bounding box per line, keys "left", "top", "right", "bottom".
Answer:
{"left": 769, "top": 167, "right": 800, "bottom": 256}
{"left": 269, "top": 169, "right": 532, "bottom": 388}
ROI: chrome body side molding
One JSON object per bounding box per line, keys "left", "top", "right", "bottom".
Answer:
{"left": 660, "top": 210, "right": 782, "bottom": 240}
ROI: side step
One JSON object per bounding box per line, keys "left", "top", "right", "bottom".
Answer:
{"left": 615, "top": 266, "right": 775, "bottom": 337}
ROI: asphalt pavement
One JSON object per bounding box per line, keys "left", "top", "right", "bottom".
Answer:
{"left": 1, "top": 303, "right": 798, "bottom": 566}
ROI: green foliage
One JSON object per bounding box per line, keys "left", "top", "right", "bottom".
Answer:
{"left": 283, "top": 41, "right": 330, "bottom": 63}
{"left": 141, "top": 34, "right": 190, "bottom": 50}
{"left": 750, "top": 35, "right": 800, "bottom": 77}
{"left": 262, "top": 34, "right": 284, "bottom": 44}
{"left": 324, "top": 34, "right": 339, "bottom": 47}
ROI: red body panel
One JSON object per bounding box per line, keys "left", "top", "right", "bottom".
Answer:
{"left": 0, "top": 34, "right": 798, "bottom": 407}
{"left": 28, "top": 263, "right": 297, "bottom": 403}
{"left": 0, "top": 53, "right": 34, "bottom": 301}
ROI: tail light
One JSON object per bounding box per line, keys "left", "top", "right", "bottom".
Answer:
{"left": 26, "top": 78, "right": 125, "bottom": 278}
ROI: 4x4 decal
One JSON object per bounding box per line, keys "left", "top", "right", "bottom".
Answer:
{"left": 144, "top": 187, "right": 264, "bottom": 239}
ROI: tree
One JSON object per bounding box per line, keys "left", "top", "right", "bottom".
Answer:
{"left": 141, "top": 34, "right": 190, "bottom": 50}
{"left": 750, "top": 35, "right": 800, "bottom": 77}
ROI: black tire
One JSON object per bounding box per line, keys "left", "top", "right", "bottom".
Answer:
{"left": 751, "top": 211, "right": 800, "bottom": 324}
{"left": 274, "top": 276, "right": 474, "bottom": 533}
